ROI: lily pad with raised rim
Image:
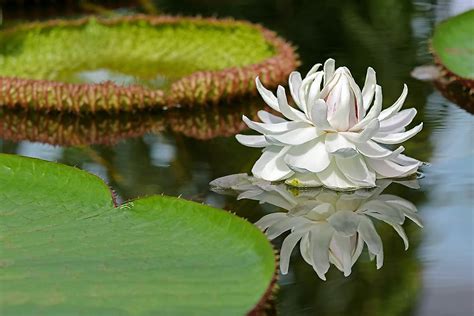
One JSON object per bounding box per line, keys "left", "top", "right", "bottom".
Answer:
{"left": 0, "top": 154, "right": 276, "bottom": 315}
{"left": 0, "top": 15, "right": 299, "bottom": 113}
{"left": 432, "top": 9, "right": 474, "bottom": 87}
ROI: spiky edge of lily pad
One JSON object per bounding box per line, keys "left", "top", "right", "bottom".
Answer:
{"left": 0, "top": 15, "right": 299, "bottom": 113}
{"left": 0, "top": 101, "right": 263, "bottom": 146}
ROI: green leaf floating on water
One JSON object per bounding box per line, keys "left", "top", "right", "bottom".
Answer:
{"left": 0, "top": 15, "right": 298, "bottom": 112}
{"left": 0, "top": 154, "right": 276, "bottom": 315}
{"left": 432, "top": 9, "right": 474, "bottom": 81}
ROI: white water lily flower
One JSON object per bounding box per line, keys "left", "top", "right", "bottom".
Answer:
{"left": 237, "top": 59, "right": 423, "bottom": 190}
{"left": 210, "top": 174, "right": 422, "bottom": 280}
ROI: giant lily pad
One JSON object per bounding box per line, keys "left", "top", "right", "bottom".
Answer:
{"left": 0, "top": 154, "right": 276, "bottom": 315}
{"left": 432, "top": 9, "right": 474, "bottom": 88}
{"left": 0, "top": 15, "right": 299, "bottom": 113}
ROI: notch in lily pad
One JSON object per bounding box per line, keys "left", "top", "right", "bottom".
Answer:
{"left": 0, "top": 154, "right": 277, "bottom": 315}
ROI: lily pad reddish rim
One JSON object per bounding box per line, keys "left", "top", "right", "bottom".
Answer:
{"left": 0, "top": 14, "right": 300, "bottom": 113}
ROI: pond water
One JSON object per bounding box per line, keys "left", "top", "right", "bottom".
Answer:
{"left": 1, "top": 0, "right": 473, "bottom": 315}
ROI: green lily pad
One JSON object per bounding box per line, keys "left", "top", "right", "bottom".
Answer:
{"left": 0, "top": 15, "right": 298, "bottom": 112}
{"left": 432, "top": 9, "right": 474, "bottom": 80}
{"left": 0, "top": 154, "right": 276, "bottom": 315}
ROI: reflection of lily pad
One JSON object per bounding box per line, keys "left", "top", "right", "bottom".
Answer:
{"left": 432, "top": 9, "right": 474, "bottom": 87}
{"left": 0, "top": 154, "right": 276, "bottom": 315}
{"left": 0, "top": 100, "right": 263, "bottom": 146}
{"left": 0, "top": 15, "right": 299, "bottom": 112}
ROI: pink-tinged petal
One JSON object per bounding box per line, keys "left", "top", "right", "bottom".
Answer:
{"left": 365, "top": 157, "right": 419, "bottom": 178}
{"left": 289, "top": 71, "right": 304, "bottom": 110}
{"left": 346, "top": 73, "right": 364, "bottom": 121}
{"left": 372, "top": 122, "right": 423, "bottom": 144}
{"left": 266, "top": 126, "right": 318, "bottom": 146}
{"left": 277, "top": 85, "right": 310, "bottom": 122}
{"left": 379, "top": 84, "right": 408, "bottom": 120}
{"left": 361, "top": 67, "right": 376, "bottom": 111}
{"left": 310, "top": 224, "right": 335, "bottom": 281}
{"left": 325, "top": 133, "right": 357, "bottom": 157}
{"left": 335, "top": 155, "right": 376, "bottom": 187}
{"left": 357, "top": 140, "right": 404, "bottom": 159}
{"left": 308, "top": 99, "right": 334, "bottom": 131}
{"left": 350, "top": 85, "right": 382, "bottom": 131}
{"left": 252, "top": 146, "right": 294, "bottom": 181}
{"left": 235, "top": 134, "right": 269, "bottom": 148}
{"left": 317, "top": 159, "right": 359, "bottom": 189}
{"left": 242, "top": 115, "right": 309, "bottom": 134}
{"left": 323, "top": 58, "right": 336, "bottom": 85}
{"left": 256, "top": 77, "right": 280, "bottom": 111}
{"left": 378, "top": 108, "right": 417, "bottom": 133}
{"left": 257, "top": 110, "right": 286, "bottom": 124}
{"left": 284, "top": 138, "right": 331, "bottom": 173}
{"left": 327, "top": 75, "right": 352, "bottom": 131}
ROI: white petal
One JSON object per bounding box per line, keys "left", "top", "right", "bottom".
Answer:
{"left": 356, "top": 140, "right": 404, "bottom": 159}
{"left": 235, "top": 134, "right": 269, "bottom": 148}
{"left": 391, "top": 153, "right": 421, "bottom": 166}
{"left": 360, "top": 200, "right": 405, "bottom": 224}
{"left": 256, "top": 77, "right": 279, "bottom": 111}
{"left": 306, "top": 63, "right": 322, "bottom": 77}
{"left": 335, "top": 155, "right": 376, "bottom": 186}
{"left": 358, "top": 216, "right": 383, "bottom": 255}
{"left": 325, "top": 133, "right": 357, "bottom": 157}
{"left": 285, "top": 173, "right": 323, "bottom": 187}
{"left": 376, "top": 248, "right": 384, "bottom": 269}
{"left": 379, "top": 84, "right": 408, "bottom": 120}
{"left": 308, "top": 99, "right": 333, "bottom": 131}
{"left": 350, "top": 85, "right": 382, "bottom": 131}
{"left": 327, "top": 211, "right": 361, "bottom": 236}
{"left": 310, "top": 224, "right": 335, "bottom": 280}
{"left": 365, "top": 158, "right": 419, "bottom": 178}
{"left": 323, "top": 58, "right": 336, "bottom": 86}
{"left": 266, "top": 126, "right": 318, "bottom": 146}
{"left": 289, "top": 71, "right": 303, "bottom": 109}
{"left": 266, "top": 217, "right": 305, "bottom": 239}
{"left": 306, "top": 72, "right": 325, "bottom": 114}
{"left": 372, "top": 123, "right": 423, "bottom": 144}
{"left": 344, "top": 119, "right": 380, "bottom": 143}
{"left": 361, "top": 67, "right": 376, "bottom": 110}
{"left": 378, "top": 108, "right": 417, "bottom": 133}
{"left": 284, "top": 138, "right": 331, "bottom": 173}
{"left": 242, "top": 115, "right": 308, "bottom": 134}
{"left": 317, "top": 159, "right": 359, "bottom": 190}
{"left": 252, "top": 146, "right": 294, "bottom": 181}
{"left": 257, "top": 110, "right": 286, "bottom": 124}
{"left": 298, "top": 72, "right": 319, "bottom": 113}
{"left": 280, "top": 231, "right": 306, "bottom": 274}
{"left": 277, "top": 85, "right": 309, "bottom": 122}
{"left": 331, "top": 234, "right": 353, "bottom": 276}
{"left": 255, "top": 212, "right": 287, "bottom": 231}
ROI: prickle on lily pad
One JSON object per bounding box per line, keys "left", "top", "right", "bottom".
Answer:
{"left": 0, "top": 154, "right": 276, "bottom": 315}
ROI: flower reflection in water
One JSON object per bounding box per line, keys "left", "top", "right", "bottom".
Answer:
{"left": 210, "top": 174, "right": 422, "bottom": 280}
